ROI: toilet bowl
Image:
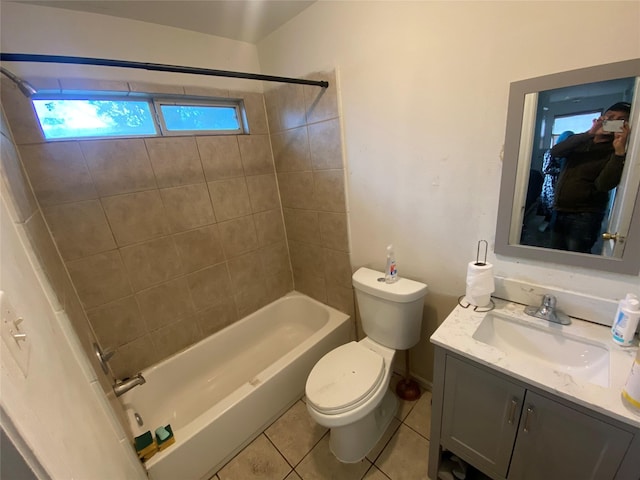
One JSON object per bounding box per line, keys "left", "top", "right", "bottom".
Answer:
{"left": 305, "top": 338, "right": 396, "bottom": 462}
{"left": 305, "top": 267, "right": 427, "bottom": 463}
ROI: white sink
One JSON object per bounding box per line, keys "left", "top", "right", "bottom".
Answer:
{"left": 472, "top": 312, "right": 610, "bottom": 387}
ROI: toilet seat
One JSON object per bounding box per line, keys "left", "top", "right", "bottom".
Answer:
{"left": 306, "top": 342, "right": 385, "bottom": 415}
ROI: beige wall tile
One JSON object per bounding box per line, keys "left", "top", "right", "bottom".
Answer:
{"left": 80, "top": 139, "right": 157, "bottom": 196}
{"left": 101, "top": 190, "right": 169, "bottom": 246}
{"left": 238, "top": 135, "right": 274, "bottom": 175}
{"left": 260, "top": 242, "right": 291, "bottom": 277}
{"left": 254, "top": 209, "right": 286, "bottom": 247}
{"left": 60, "top": 78, "right": 129, "bottom": 93}
{"left": 277, "top": 171, "right": 315, "bottom": 210}
{"left": 318, "top": 212, "right": 350, "bottom": 252}
{"left": 1, "top": 106, "right": 10, "bottom": 137}
{"left": 24, "top": 211, "right": 70, "bottom": 306}
{"left": 246, "top": 174, "right": 280, "bottom": 213}
{"left": 150, "top": 318, "right": 202, "bottom": 358}
{"left": 1, "top": 134, "right": 38, "bottom": 222}
{"left": 43, "top": 200, "right": 116, "bottom": 260}
{"left": 265, "top": 272, "right": 294, "bottom": 302}
{"left": 160, "top": 183, "right": 215, "bottom": 233}
{"left": 227, "top": 251, "right": 265, "bottom": 291}
{"left": 322, "top": 249, "right": 353, "bottom": 289}
{"left": 119, "top": 236, "right": 183, "bottom": 291}
{"left": 208, "top": 177, "right": 252, "bottom": 221}
{"left": 283, "top": 208, "right": 321, "bottom": 245}
{"left": 289, "top": 241, "right": 324, "bottom": 276}
{"left": 234, "top": 281, "right": 270, "bottom": 318}
{"left": 184, "top": 85, "right": 230, "bottom": 98}
{"left": 66, "top": 250, "right": 133, "bottom": 308}
{"left": 128, "top": 81, "right": 184, "bottom": 95}
{"left": 110, "top": 335, "right": 161, "bottom": 379}
{"left": 197, "top": 136, "right": 243, "bottom": 181}
{"left": 313, "top": 169, "right": 346, "bottom": 212}
{"left": 218, "top": 216, "right": 259, "bottom": 258}
{"left": 87, "top": 296, "right": 146, "bottom": 349}
{"left": 19, "top": 141, "right": 98, "bottom": 206}
{"left": 194, "top": 298, "right": 238, "bottom": 338}
{"left": 293, "top": 272, "right": 327, "bottom": 304}
{"left": 264, "top": 83, "right": 307, "bottom": 132}
{"left": 236, "top": 92, "right": 268, "bottom": 135}
{"left": 145, "top": 136, "right": 205, "bottom": 188}
{"left": 308, "top": 118, "right": 343, "bottom": 170}
{"left": 327, "top": 284, "right": 355, "bottom": 318}
{"left": 0, "top": 77, "right": 44, "bottom": 144}
{"left": 135, "top": 277, "right": 195, "bottom": 331}
{"left": 173, "top": 224, "right": 225, "bottom": 273}
{"left": 271, "top": 127, "right": 311, "bottom": 173}
{"left": 186, "top": 263, "right": 232, "bottom": 311}
{"left": 303, "top": 71, "right": 339, "bottom": 124}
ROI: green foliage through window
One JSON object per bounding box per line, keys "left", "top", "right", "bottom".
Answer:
{"left": 32, "top": 96, "right": 244, "bottom": 140}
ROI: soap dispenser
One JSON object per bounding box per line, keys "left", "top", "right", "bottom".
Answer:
{"left": 385, "top": 245, "right": 397, "bottom": 284}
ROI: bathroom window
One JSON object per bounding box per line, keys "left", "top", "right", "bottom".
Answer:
{"left": 32, "top": 95, "right": 245, "bottom": 140}
{"left": 156, "top": 100, "right": 243, "bottom": 135}
{"left": 32, "top": 98, "right": 158, "bottom": 140}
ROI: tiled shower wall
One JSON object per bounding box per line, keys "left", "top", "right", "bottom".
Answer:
{"left": 265, "top": 72, "right": 354, "bottom": 318}
{"left": 1, "top": 70, "right": 352, "bottom": 383}
{"left": 2, "top": 76, "right": 293, "bottom": 380}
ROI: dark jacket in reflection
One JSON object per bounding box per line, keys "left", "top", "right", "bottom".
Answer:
{"left": 550, "top": 132, "right": 625, "bottom": 213}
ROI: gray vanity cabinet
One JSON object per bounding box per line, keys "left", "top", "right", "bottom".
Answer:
{"left": 441, "top": 355, "right": 523, "bottom": 478}
{"left": 430, "top": 349, "right": 638, "bottom": 480}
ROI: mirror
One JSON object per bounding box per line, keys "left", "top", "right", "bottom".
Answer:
{"left": 495, "top": 59, "right": 640, "bottom": 275}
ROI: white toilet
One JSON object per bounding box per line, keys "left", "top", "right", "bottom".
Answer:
{"left": 305, "top": 267, "right": 427, "bottom": 463}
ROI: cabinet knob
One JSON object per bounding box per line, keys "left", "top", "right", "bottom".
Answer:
{"left": 523, "top": 406, "right": 534, "bottom": 433}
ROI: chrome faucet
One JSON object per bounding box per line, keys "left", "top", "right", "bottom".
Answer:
{"left": 113, "top": 373, "right": 146, "bottom": 397}
{"left": 525, "top": 294, "right": 571, "bottom": 325}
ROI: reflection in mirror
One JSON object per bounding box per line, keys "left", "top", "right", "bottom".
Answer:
{"left": 495, "top": 59, "right": 640, "bottom": 275}
{"left": 517, "top": 78, "right": 635, "bottom": 256}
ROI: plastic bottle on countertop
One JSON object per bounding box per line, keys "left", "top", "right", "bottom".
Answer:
{"left": 612, "top": 295, "right": 640, "bottom": 346}
{"left": 622, "top": 348, "right": 640, "bottom": 414}
{"left": 385, "top": 245, "right": 397, "bottom": 284}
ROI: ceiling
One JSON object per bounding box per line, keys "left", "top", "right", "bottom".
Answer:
{"left": 13, "top": 0, "right": 316, "bottom": 44}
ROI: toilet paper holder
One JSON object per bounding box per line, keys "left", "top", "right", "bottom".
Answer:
{"left": 475, "top": 239, "right": 488, "bottom": 266}
{"left": 457, "top": 240, "right": 495, "bottom": 312}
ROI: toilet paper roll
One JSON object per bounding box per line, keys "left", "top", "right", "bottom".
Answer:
{"left": 464, "top": 261, "right": 495, "bottom": 307}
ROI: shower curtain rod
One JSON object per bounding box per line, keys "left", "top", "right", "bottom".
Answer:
{"left": 0, "top": 53, "right": 329, "bottom": 88}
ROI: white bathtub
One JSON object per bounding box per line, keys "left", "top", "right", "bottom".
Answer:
{"left": 119, "top": 291, "right": 352, "bottom": 480}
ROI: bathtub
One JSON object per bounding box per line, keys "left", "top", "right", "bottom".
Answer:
{"left": 119, "top": 291, "right": 352, "bottom": 480}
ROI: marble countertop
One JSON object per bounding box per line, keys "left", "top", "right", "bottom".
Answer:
{"left": 430, "top": 298, "right": 640, "bottom": 429}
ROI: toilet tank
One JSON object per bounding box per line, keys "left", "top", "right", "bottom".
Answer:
{"left": 352, "top": 267, "right": 428, "bottom": 350}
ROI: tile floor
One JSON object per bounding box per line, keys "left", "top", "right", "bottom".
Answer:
{"left": 211, "top": 374, "right": 432, "bottom": 480}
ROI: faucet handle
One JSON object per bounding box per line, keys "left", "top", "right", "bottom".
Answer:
{"left": 541, "top": 294, "right": 556, "bottom": 309}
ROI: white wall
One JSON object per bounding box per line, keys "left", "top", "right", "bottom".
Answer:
{"left": 1, "top": 2, "right": 263, "bottom": 92}
{"left": 258, "top": 1, "right": 640, "bottom": 302}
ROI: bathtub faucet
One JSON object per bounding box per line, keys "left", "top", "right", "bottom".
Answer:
{"left": 113, "top": 373, "right": 146, "bottom": 397}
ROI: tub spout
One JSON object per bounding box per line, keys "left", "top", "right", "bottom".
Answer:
{"left": 113, "top": 373, "right": 146, "bottom": 397}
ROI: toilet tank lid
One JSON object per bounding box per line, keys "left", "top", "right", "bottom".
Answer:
{"left": 352, "top": 267, "right": 428, "bottom": 303}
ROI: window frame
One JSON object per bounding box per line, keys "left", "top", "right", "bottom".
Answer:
{"left": 31, "top": 92, "right": 246, "bottom": 141}
{"left": 154, "top": 98, "right": 245, "bottom": 136}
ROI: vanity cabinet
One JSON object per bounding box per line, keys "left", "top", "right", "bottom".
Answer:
{"left": 430, "top": 349, "right": 639, "bottom": 480}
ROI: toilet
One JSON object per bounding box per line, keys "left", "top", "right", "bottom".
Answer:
{"left": 305, "top": 267, "right": 427, "bottom": 463}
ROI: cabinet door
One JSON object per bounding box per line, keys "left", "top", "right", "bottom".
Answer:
{"left": 441, "top": 356, "right": 525, "bottom": 479}
{"left": 508, "top": 390, "right": 633, "bottom": 480}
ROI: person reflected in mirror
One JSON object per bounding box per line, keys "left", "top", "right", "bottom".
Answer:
{"left": 550, "top": 102, "right": 631, "bottom": 253}
{"left": 538, "top": 130, "right": 574, "bottom": 233}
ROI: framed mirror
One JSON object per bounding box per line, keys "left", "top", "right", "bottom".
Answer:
{"left": 495, "top": 59, "right": 640, "bottom": 275}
